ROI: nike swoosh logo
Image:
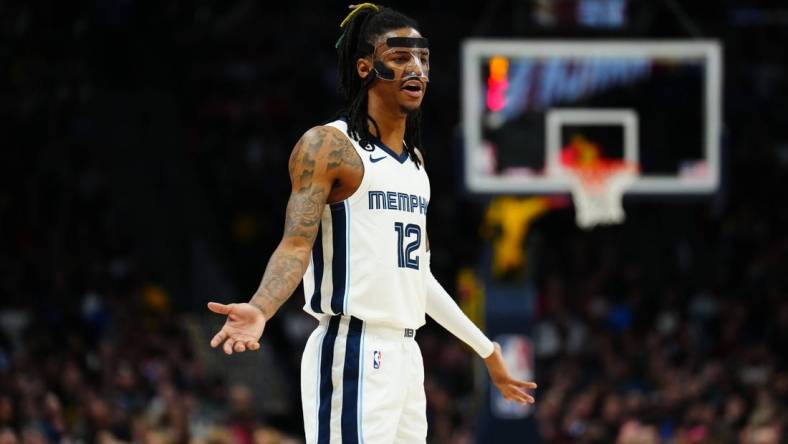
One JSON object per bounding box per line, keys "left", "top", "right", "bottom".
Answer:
{"left": 370, "top": 155, "right": 386, "bottom": 163}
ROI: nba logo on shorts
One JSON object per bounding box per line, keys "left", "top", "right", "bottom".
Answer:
{"left": 373, "top": 350, "right": 382, "bottom": 369}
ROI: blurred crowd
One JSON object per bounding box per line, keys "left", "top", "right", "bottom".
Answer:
{"left": 530, "top": 203, "right": 788, "bottom": 443}
{"left": 2, "top": 0, "right": 788, "bottom": 443}
{"left": 0, "top": 301, "right": 304, "bottom": 444}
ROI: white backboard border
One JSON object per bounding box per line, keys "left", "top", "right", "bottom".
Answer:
{"left": 461, "top": 40, "right": 723, "bottom": 195}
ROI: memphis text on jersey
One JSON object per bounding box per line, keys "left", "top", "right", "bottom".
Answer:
{"left": 368, "top": 190, "right": 429, "bottom": 214}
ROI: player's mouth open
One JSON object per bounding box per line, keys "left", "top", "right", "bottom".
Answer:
{"left": 401, "top": 80, "right": 423, "bottom": 98}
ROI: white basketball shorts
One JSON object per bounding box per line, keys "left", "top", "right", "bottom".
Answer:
{"left": 301, "top": 315, "right": 427, "bottom": 444}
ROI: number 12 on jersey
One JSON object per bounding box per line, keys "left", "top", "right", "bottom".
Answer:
{"left": 394, "top": 222, "right": 421, "bottom": 270}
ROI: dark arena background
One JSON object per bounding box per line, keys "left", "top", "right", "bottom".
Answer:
{"left": 2, "top": 1, "right": 788, "bottom": 443}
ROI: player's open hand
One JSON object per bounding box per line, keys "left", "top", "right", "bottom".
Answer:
{"left": 207, "top": 302, "right": 266, "bottom": 355}
{"left": 484, "top": 342, "right": 537, "bottom": 404}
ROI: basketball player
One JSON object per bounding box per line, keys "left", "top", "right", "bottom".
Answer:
{"left": 207, "top": 4, "right": 536, "bottom": 442}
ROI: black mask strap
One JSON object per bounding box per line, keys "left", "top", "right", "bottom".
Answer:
{"left": 385, "top": 37, "right": 429, "bottom": 48}
{"left": 357, "top": 37, "right": 429, "bottom": 56}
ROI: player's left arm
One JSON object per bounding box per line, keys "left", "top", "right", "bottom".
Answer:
{"left": 422, "top": 249, "right": 536, "bottom": 404}
{"left": 417, "top": 149, "right": 536, "bottom": 404}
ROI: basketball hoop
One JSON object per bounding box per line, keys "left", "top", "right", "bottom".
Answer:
{"left": 563, "top": 161, "right": 638, "bottom": 229}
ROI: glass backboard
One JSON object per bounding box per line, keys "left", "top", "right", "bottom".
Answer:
{"left": 462, "top": 40, "right": 722, "bottom": 195}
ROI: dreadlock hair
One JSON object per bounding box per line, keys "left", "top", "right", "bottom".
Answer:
{"left": 336, "top": 4, "right": 424, "bottom": 168}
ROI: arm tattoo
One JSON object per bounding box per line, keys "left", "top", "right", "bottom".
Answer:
{"left": 249, "top": 126, "right": 341, "bottom": 319}
{"left": 251, "top": 249, "right": 309, "bottom": 319}
{"left": 326, "top": 130, "right": 363, "bottom": 173}
{"left": 283, "top": 187, "right": 325, "bottom": 240}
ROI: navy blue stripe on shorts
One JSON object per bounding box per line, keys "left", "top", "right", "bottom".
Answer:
{"left": 341, "top": 317, "right": 364, "bottom": 444}
{"left": 317, "top": 316, "right": 341, "bottom": 444}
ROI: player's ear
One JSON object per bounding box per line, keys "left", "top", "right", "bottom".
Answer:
{"left": 357, "top": 57, "right": 372, "bottom": 79}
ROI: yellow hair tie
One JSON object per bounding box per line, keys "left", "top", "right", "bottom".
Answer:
{"left": 340, "top": 3, "right": 380, "bottom": 29}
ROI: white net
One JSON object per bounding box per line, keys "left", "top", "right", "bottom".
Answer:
{"left": 566, "top": 165, "right": 637, "bottom": 229}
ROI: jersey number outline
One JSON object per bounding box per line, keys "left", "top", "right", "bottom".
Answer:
{"left": 394, "top": 222, "right": 421, "bottom": 270}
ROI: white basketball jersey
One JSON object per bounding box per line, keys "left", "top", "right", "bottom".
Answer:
{"left": 302, "top": 119, "right": 431, "bottom": 329}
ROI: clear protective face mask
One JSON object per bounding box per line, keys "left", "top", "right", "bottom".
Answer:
{"left": 371, "top": 37, "right": 430, "bottom": 83}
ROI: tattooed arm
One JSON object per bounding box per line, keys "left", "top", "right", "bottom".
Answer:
{"left": 248, "top": 126, "right": 335, "bottom": 318}
{"left": 207, "top": 126, "right": 356, "bottom": 354}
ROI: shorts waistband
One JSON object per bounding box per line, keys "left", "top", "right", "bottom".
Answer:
{"left": 317, "top": 315, "right": 416, "bottom": 340}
